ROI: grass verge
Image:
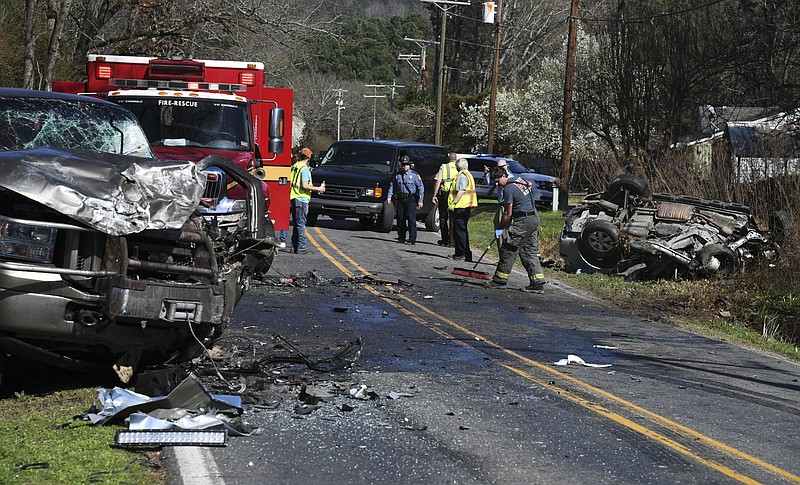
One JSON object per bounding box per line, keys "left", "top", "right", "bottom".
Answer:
{"left": 0, "top": 387, "right": 163, "bottom": 484}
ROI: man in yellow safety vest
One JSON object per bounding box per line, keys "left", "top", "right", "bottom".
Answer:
{"left": 289, "top": 147, "right": 326, "bottom": 254}
{"left": 432, "top": 152, "right": 458, "bottom": 247}
{"left": 447, "top": 158, "right": 478, "bottom": 262}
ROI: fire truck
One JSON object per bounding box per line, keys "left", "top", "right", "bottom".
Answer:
{"left": 53, "top": 54, "right": 293, "bottom": 239}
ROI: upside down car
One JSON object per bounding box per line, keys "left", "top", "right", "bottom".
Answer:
{"left": 0, "top": 89, "right": 276, "bottom": 383}
{"left": 559, "top": 174, "right": 792, "bottom": 280}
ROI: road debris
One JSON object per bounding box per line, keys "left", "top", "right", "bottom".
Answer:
{"left": 552, "top": 355, "right": 612, "bottom": 368}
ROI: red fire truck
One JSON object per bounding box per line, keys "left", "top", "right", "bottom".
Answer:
{"left": 53, "top": 54, "right": 293, "bottom": 236}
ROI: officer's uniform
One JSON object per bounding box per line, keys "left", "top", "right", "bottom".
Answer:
{"left": 492, "top": 176, "right": 545, "bottom": 291}
{"left": 434, "top": 158, "right": 457, "bottom": 246}
{"left": 387, "top": 158, "right": 424, "bottom": 244}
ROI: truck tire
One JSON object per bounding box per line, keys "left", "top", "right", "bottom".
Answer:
{"left": 424, "top": 204, "right": 440, "bottom": 232}
{"left": 378, "top": 202, "right": 394, "bottom": 233}
{"left": 306, "top": 211, "right": 318, "bottom": 227}
{"left": 604, "top": 174, "right": 649, "bottom": 205}
{"left": 261, "top": 218, "right": 276, "bottom": 272}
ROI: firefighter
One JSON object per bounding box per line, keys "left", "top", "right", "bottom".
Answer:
{"left": 431, "top": 152, "right": 458, "bottom": 246}
{"left": 289, "top": 147, "right": 325, "bottom": 254}
{"left": 387, "top": 155, "right": 424, "bottom": 245}
{"left": 486, "top": 166, "right": 546, "bottom": 293}
{"left": 448, "top": 158, "right": 477, "bottom": 262}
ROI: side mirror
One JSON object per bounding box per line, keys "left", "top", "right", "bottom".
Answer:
{"left": 268, "top": 108, "right": 284, "bottom": 154}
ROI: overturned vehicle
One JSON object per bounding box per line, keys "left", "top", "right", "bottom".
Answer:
{"left": 0, "top": 89, "right": 275, "bottom": 382}
{"left": 560, "top": 174, "right": 792, "bottom": 280}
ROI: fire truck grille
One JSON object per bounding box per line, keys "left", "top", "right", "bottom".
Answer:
{"left": 322, "top": 184, "right": 360, "bottom": 199}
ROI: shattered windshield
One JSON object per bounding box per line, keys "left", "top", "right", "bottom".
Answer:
{"left": 115, "top": 97, "right": 252, "bottom": 151}
{"left": 319, "top": 143, "right": 396, "bottom": 173}
{"left": 0, "top": 96, "right": 153, "bottom": 157}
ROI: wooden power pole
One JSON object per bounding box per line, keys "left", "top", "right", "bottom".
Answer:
{"left": 559, "top": 0, "right": 579, "bottom": 211}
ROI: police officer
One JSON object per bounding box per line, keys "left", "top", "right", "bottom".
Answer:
{"left": 387, "top": 155, "right": 424, "bottom": 245}
{"left": 432, "top": 152, "right": 458, "bottom": 246}
{"left": 486, "top": 165, "right": 546, "bottom": 293}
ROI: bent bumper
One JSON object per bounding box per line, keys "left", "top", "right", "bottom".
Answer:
{"left": 309, "top": 198, "right": 384, "bottom": 218}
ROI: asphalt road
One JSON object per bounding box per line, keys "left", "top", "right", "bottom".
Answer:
{"left": 165, "top": 217, "right": 800, "bottom": 485}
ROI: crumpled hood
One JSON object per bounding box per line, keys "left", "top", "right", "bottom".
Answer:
{"left": 0, "top": 148, "right": 206, "bottom": 236}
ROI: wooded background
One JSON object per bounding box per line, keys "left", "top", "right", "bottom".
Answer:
{"left": 2, "top": 0, "right": 799, "bottom": 192}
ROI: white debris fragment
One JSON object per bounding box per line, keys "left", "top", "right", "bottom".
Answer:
{"left": 350, "top": 384, "right": 369, "bottom": 400}
{"left": 553, "top": 354, "right": 612, "bottom": 368}
{"left": 593, "top": 345, "right": 618, "bottom": 350}
{"left": 424, "top": 295, "right": 434, "bottom": 299}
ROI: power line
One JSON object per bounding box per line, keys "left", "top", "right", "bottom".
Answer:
{"left": 577, "top": 0, "right": 731, "bottom": 23}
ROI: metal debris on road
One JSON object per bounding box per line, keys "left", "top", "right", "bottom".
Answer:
{"left": 552, "top": 354, "right": 612, "bottom": 368}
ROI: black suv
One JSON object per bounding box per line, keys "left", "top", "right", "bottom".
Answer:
{"left": 307, "top": 140, "right": 447, "bottom": 233}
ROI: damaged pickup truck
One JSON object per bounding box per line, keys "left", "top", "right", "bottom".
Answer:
{"left": 0, "top": 88, "right": 275, "bottom": 382}
{"left": 560, "top": 174, "right": 792, "bottom": 280}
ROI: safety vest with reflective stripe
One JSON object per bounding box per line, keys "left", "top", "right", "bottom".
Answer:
{"left": 448, "top": 170, "right": 477, "bottom": 210}
{"left": 438, "top": 161, "right": 458, "bottom": 193}
{"left": 290, "top": 161, "right": 311, "bottom": 200}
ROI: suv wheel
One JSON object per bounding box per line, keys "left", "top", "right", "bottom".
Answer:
{"left": 603, "top": 174, "right": 649, "bottom": 205}
{"left": 578, "top": 219, "right": 622, "bottom": 266}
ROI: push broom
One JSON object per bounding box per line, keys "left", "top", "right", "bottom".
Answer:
{"left": 451, "top": 236, "right": 499, "bottom": 280}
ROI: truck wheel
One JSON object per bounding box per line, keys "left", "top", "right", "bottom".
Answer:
{"left": 378, "top": 202, "right": 394, "bottom": 233}
{"left": 306, "top": 211, "right": 318, "bottom": 227}
{"left": 424, "top": 204, "right": 440, "bottom": 232}
{"left": 261, "top": 219, "right": 276, "bottom": 272}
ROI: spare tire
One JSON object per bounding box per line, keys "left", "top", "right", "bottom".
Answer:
{"left": 604, "top": 174, "right": 650, "bottom": 205}
{"left": 578, "top": 219, "right": 622, "bottom": 266}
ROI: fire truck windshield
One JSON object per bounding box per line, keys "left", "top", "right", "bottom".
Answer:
{"left": 115, "top": 97, "right": 252, "bottom": 152}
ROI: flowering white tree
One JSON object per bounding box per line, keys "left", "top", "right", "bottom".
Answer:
{"left": 460, "top": 27, "right": 611, "bottom": 163}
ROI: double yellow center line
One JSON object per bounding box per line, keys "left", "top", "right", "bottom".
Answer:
{"left": 308, "top": 227, "right": 799, "bottom": 484}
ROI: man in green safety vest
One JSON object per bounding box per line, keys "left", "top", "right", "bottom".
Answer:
{"left": 432, "top": 152, "right": 458, "bottom": 247}
{"left": 289, "top": 147, "right": 326, "bottom": 254}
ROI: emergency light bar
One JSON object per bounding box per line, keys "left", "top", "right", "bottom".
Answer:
{"left": 110, "top": 78, "right": 247, "bottom": 92}
{"left": 115, "top": 430, "right": 228, "bottom": 447}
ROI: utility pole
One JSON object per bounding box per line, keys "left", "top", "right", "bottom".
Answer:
{"left": 364, "top": 84, "right": 388, "bottom": 139}
{"left": 559, "top": 0, "right": 579, "bottom": 211}
{"left": 487, "top": 0, "right": 503, "bottom": 155}
{"left": 333, "top": 89, "right": 347, "bottom": 141}
{"left": 422, "top": 0, "right": 469, "bottom": 145}
{"left": 401, "top": 37, "right": 439, "bottom": 89}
